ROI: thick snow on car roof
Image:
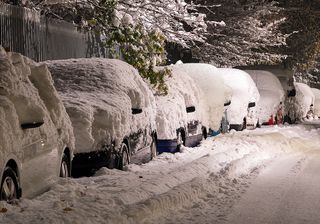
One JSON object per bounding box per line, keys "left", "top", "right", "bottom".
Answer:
{"left": 0, "top": 47, "right": 74, "bottom": 159}
{"left": 155, "top": 66, "right": 206, "bottom": 139}
{"left": 294, "top": 82, "right": 315, "bottom": 119}
{"left": 172, "top": 63, "right": 225, "bottom": 131}
{"left": 46, "top": 58, "right": 156, "bottom": 153}
{"left": 246, "top": 70, "right": 285, "bottom": 122}
{"left": 216, "top": 68, "right": 260, "bottom": 124}
{"left": 311, "top": 88, "right": 320, "bottom": 117}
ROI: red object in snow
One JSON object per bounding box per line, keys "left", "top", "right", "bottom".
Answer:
{"left": 268, "top": 115, "right": 274, "bottom": 125}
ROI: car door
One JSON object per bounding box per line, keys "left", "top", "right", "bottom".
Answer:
{"left": 20, "top": 120, "right": 59, "bottom": 198}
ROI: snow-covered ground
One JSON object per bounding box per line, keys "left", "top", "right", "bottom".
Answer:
{"left": 1, "top": 124, "right": 320, "bottom": 224}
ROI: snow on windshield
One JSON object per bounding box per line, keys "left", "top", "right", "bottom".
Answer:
{"left": 46, "top": 58, "right": 156, "bottom": 153}
{"left": 172, "top": 63, "right": 225, "bottom": 131}
{"left": 0, "top": 47, "right": 74, "bottom": 159}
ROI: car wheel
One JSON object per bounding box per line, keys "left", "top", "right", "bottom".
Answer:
{"left": 0, "top": 167, "right": 19, "bottom": 202}
{"left": 150, "top": 137, "right": 157, "bottom": 160}
{"left": 120, "top": 143, "right": 130, "bottom": 170}
{"left": 60, "top": 153, "right": 70, "bottom": 178}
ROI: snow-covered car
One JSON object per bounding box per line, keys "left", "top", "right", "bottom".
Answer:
{"left": 0, "top": 48, "right": 74, "bottom": 201}
{"left": 311, "top": 88, "right": 320, "bottom": 119}
{"left": 173, "top": 63, "right": 226, "bottom": 134}
{"left": 155, "top": 66, "right": 208, "bottom": 153}
{"left": 46, "top": 58, "right": 157, "bottom": 173}
{"left": 294, "top": 82, "right": 315, "bottom": 121}
{"left": 217, "top": 68, "right": 260, "bottom": 131}
{"left": 246, "top": 70, "right": 285, "bottom": 125}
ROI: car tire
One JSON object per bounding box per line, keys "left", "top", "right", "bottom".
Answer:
{"left": 0, "top": 167, "right": 19, "bottom": 202}
{"left": 60, "top": 153, "right": 70, "bottom": 178}
{"left": 150, "top": 137, "right": 158, "bottom": 160}
{"left": 120, "top": 143, "right": 130, "bottom": 170}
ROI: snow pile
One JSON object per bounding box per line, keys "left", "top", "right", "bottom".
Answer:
{"left": 311, "top": 88, "right": 320, "bottom": 117}
{"left": 216, "top": 68, "right": 260, "bottom": 125}
{"left": 0, "top": 46, "right": 74, "bottom": 159}
{"left": 45, "top": 58, "right": 156, "bottom": 153}
{"left": 246, "top": 70, "right": 285, "bottom": 123}
{"left": 173, "top": 63, "right": 225, "bottom": 131}
{"left": 1, "top": 125, "right": 320, "bottom": 223}
{"left": 155, "top": 65, "right": 206, "bottom": 139}
{"left": 294, "top": 82, "right": 315, "bottom": 119}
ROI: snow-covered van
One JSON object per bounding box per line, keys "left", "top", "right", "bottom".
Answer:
{"left": 155, "top": 66, "right": 209, "bottom": 153}
{"left": 46, "top": 58, "right": 157, "bottom": 173}
{"left": 173, "top": 63, "right": 226, "bottom": 134}
{"left": 217, "top": 68, "right": 260, "bottom": 131}
{"left": 0, "top": 48, "right": 74, "bottom": 201}
{"left": 293, "top": 82, "right": 315, "bottom": 121}
{"left": 311, "top": 88, "right": 320, "bottom": 119}
{"left": 246, "top": 70, "right": 285, "bottom": 125}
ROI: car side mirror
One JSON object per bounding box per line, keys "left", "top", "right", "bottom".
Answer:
{"left": 132, "top": 108, "right": 143, "bottom": 115}
{"left": 248, "top": 102, "right": 256, "bottom": 108}
{"left": 21, "top": 121, "right": 44, "bottom": 130}
{"left": 186, "top": 106, "right": 196, "bottom": 113}
{"left": 224, "top": 100, "right": 231, "bottom": 106}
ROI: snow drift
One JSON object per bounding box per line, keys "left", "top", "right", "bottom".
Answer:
{"left": 45, "top": 58, "right": 156, "bottom": 154}
{"left": 172, "top": 63, "right": 225, "bottom": 131}
{"left": 294, "top": 82, "right": 315, "bottom": 119}
{"left": 155, "top": 65, "right": 206, "bottom": 139}
{"left": 2, "top": 124, "right": 320, "bottom": 224}
{"left": 311, "top": 88, "right": 320, "bottom": 117}
{"left": 246, "top": 70, "right": 285, "bottom": 123}
{"left": 216, "top": 68, "right": 260, "bottom": 125}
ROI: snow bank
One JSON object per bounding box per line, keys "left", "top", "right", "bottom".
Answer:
{"left": 311, "top": 88, "right": 320, "bottom": 117}
{"left": 294, "top": 82, "right": 315, "bottom": 119}
{"left": 155, "top": 66, "right": 205, "bottom": 139}
{"left": 0, "top": 47, "right": 74, "bottom": 161}
{"left": 246, "top": 70, "right": 285, "bottom": 122}
{"left": 172, "top": 63, "right": 225, "bottom": 131}
{"left": 216, "top": 68, "right": 260, "bottom": 125}
{"left": 45, "top": 58, "right": 156, "bottom": 154}
{"left": 2, "top": 125, "right": 320, "bottom": 224}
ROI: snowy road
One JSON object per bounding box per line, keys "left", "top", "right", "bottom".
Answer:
{"left": 227, "top": 150, "right": 320, "bottom": 224}
{"left": 1, "top": 124, "right": 320, "bottom": 224}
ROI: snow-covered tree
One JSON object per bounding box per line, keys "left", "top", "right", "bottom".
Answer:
{"left": 37, "top": 0, "right": 208, "bottom": 94}
{"left": 187, "top": 0, "right": 287, "bottom": 67}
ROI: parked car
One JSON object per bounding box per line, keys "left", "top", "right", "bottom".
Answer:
{"left": 246, "top": 70, "right": 285, "bottom": 125}
{"left": 0, "top": 48, "right": 74, "bottom": 201}
{"left": 173, "top": 63, "right": 226, "bottom": 135}
{"left": 311, "top": 88, "right": 320, "bottom": 119}
{"left": 294, "top": 82, "right": 315, "bottom": 121}
{"left": 155, "top": 65, "right": 209, "bottom": 153}
{"left": 217, "top": 68, "right": 260, "bottom": 131}
{"left": 46, "top": 58, "right": 157, "bottom": 174}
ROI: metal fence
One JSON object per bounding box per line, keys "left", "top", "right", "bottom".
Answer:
{"left": 0, "top": 2, "right": 108, "bottom": 61}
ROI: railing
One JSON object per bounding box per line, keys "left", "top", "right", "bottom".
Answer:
{"left": 0, "top": 2, "right": 108, "bottom": 61}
